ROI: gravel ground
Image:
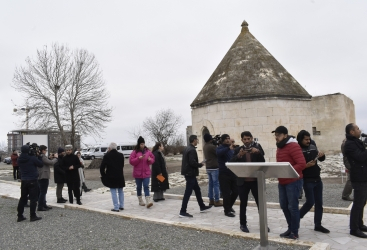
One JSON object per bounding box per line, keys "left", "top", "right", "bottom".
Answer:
{"left": 0, "top": 197, "right": 309, "bottom": 250}
{"left": 166, "top": 182, "right": 352, "bottom": 208}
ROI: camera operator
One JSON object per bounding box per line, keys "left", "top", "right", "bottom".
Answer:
{"left": 16, "top": 144, "right": 43, "bottom": 222}
{"left": 216, "top": 134, "right": 237, "bottom": 217}
{"left": 344, "top": 123, "right": 367, "bottom": 238}
{"left": 203, "top": 134, "right": 222, "bottom": 207}
{"left": 230, "top": 131, "right": 265, "bottom": 233}
{"left": 37, "top": 145, "right": 58, "bottom": 211}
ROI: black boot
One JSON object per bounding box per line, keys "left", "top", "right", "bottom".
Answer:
{"left": 30, "top": 214, "right": 42, "bottom": 222}
{"left": 77, "top": 200, "right": 82, "bottom": 205}
{"left": 57, "top": 198, "right": 67, "bottom": 203}
{"left": 82, "top": 183, "right": 91, "bottom": 192}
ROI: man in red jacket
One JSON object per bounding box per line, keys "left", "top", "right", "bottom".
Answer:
{"left": 272, "top": 126, "right": 306, "bottom": 240}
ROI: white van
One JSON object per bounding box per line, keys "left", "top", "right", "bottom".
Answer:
{"left": 85, "top": 145, "right": 109, "bottom": 159}
{"left": 116, "top": 142, "right": 135, "bottom": 158}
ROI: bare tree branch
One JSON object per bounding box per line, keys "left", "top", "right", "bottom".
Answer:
{"left": 12, "top": 44, "right": 112, "bottom": 147}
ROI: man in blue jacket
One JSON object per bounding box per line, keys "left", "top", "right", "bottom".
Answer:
{"left": 216, "top": 134, "right": 237, "bottom": 217}
{"left": 17, "top": 145, "right": 43, "bottom": 222}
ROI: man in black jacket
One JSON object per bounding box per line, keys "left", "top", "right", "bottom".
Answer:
{"left": 216, "top": 134, "right": 237, "bottom": 217}
{"left": 54, "top": 148, "right": 67, "bottom": 203}
{"left": 16, "top": 145, "right": 43, "bottom": 222}
{"left": 297, "top": 130, "right": 329, "bottom": 234}
{"left": 230, "top": 131, "right": 265, "bottom": 233}
{"left": 344, "top": 123, "right": 367, "bottom": 238}
{"left": 179, "top": 135, "right": 211, "bottom": 218}
{"left": 61, "top": 145, "right": 82, "bottom": 205}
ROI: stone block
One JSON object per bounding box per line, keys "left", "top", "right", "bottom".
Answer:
{"left": 249, "top": 116, "right": 267, "bottom": 126}
{"left": 267, "top": 115, "right": 289, "bottom": 125}
{"left": 223, "top": 110, "right": 239, "bottom": 119}
{"left": 257, "top": 107, "right": 273, "bottom": 117}
{"left": 235, "top": 118, "right": 249, "bottom": 127}
{"left": 246, "top": 108, "right": 257, "bottom": 117}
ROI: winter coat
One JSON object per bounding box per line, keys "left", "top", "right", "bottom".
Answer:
{"left": 276, "top": 137, "right": 306, "bottom": 185}
{"left": 54, "top": 155, "right": 66, "bottom": 184}
{"left": 11, "top": 153, "right": 18, "bottom": 167}
{"left": 100, "top": 149, "right": 125, "bottom": 188}
{"left": 151, "top": 150, "right": 169, "bottom": 192}
{"left": 203, "top": 143, "right": 218, "bottom": 170}
{"left": 216, "top": 144, "right": 235, "bottom": 176}
{"left": 17, "top": 145, "right": 43, "bottom": 181}
{"left": 341, "top": 139, "right": 351, "bottom": 170}
{"left": 181, "top": 144, "right": 203, "bottom": 176}
{"left": 38, "top": 154, "right": 57, "bottom": 180}
{"left": 230, "top": 143, "right": 266, "bottom": 185}
{"left": 61, "top": 154, "right": 81, "bottom": 182}
{"left": 300, "top": 144, "right": 325, "bottom": 182}
{"left": 344, "top": 134, "right": 367, "bottom": 182}
{"left": 129, "top": 148, "right": 155, "bottom": 179}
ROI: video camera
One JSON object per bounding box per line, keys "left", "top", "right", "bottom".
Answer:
{"left": 362, "top": 133, "right": 367, "bottom": 147}
{"left": 26, "top": 142, "right": 40, "bottom": 156}
{"left": 211, "top": 134, "right": 222, "bottom": 146}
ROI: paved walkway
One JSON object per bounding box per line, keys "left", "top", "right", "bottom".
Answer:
{"left": 1, "top": 180, "right": 366, "bottom": 250}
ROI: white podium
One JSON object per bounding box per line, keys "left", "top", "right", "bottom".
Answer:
{"left": 226, "top": 162, "right": 299, "bottom": 250}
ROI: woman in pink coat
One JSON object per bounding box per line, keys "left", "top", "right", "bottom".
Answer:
{"left": 129, "top": 136, "right": 155, "bottom": 208}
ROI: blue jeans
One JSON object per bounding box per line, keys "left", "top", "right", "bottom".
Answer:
{"left": 38, "top": 179, "right": 49, "bottom": 209}
{"left": 279, "top": 180, "right": 300, "bottom": 235}
{"left": 135, "top": 178, "right": 150, "bottom": 196}
{"left": 298, "top": 178, "right": 304, "bottom": 198}
{"left": 110, "top": 188, "right": 124, "bottom": 210}
{"left": 180, "top": 175, "right": 205, "bottom": 213}
{"left": 300, "top": 180, "right": 323, "bottom": 227}
{"left": 206, "top": 169, "right": 220, "bottom": 201}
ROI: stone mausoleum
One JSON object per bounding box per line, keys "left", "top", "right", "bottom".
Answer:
{"left": 190, "top": 20, "right": 355, "bottom": 162}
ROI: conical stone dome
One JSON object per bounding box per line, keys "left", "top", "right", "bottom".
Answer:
{"left": 191, "top": 20, "right": 311, "bottom": 108}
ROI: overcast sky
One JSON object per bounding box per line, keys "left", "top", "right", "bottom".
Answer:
{"left": 1, "top": 0, "right": 366, "bottom": 148}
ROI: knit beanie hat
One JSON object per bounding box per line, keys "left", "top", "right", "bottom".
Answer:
{"left": 58, "top": 147, "right": 65, "bottom": 154}
{"left": 220, "top": 134, "right": 230, "bottom": 142}
{"left": 137, "top": 136, "right": 145, "bottom": 145}
{"left": 204, "top": 134, "right": 213, "bottom": 142}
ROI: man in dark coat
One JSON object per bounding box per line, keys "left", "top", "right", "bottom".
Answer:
{"left": 61, "top": 145, "right": 82, "bottom": 205}
{"left": 16, "top": 145, "right": 43, "bottom": 222}
{"left": 297, "top": 130, "right": 329, "bottom": 234}
{"left": 100, "top": 142, "right": 125, "bottom": 212}
{"left": 230, "top": 131, "right": 265, "bottom": 233}
{"left": 344, "top": 123, "right": 367, "bottom": 238}
{"left": 179, "top": 135, "right": 211, "bottom": 218}
{"left": 151, "top": 143, "right": 169, "bottom": 202}
{"left": 54, "top": 148, "right": 67, "bottom": 203}
{"left": 216, "top": 134, "right": 237, "bottom": 217}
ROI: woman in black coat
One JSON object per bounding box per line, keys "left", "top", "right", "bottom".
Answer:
{"left": 151, "top": 142, "right": 169, "bottom": 202}
{"left": 100, "top": 143, "right": 125, "bottom": 212}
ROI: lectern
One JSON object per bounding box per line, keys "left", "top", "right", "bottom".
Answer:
{"left": 226, "top": 162, "right": 299, "bottom": 250}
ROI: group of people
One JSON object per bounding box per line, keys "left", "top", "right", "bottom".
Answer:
{"left": 100, "top": 137, "right": 170, "bottom": 212}
{"left": 14, "top": 123, "right": 367, "bottom": 240}
{"left": 16, "top": 144, "right": 90, "bottom": 222}
{"left": 180, "top": 124, "right": 367, "bottom": 240}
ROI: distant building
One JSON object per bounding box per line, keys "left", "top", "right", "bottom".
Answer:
{"left": 7, "top": 129, "right": 81, "bottom": 154}
{"left": 190, "top": 20, "right": 355, "bottom": 161}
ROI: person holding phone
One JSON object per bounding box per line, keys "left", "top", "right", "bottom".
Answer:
{"left": 129, "top": 136, "right": 155, "bottom": 208}
{"left": 296, "top": 130, "right": 329, "bottom": 234}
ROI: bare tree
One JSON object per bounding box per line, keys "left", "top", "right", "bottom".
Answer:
{"left": 142, "top": 109, "right": 184, "bottom": 148}
{"left": 12, "top": 44, "right": 112, "bottom": 146}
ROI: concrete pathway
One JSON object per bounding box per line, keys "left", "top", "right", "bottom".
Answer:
{"left": 1, "top": 180, "right": 366, "bottom": 250}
